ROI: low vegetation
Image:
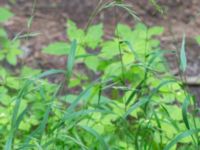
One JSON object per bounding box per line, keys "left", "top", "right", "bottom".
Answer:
{"left": 0, "top": 2, "right": 200, "bottom": 150}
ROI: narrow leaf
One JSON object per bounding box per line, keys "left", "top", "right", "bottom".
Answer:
{"left": 182, "top": 95, "right": 191, "bottom": 129}
{"left": 180, "top": 34, "right": 187, "bottom": 72}
{"left": 66, "top": 39, "right": 77, "bottom": 79}
{"left": 164, "top": 129, "right": 200, "bottom": 150}
{"left": 79, "top": 126, "right": 108, "bottom": 150}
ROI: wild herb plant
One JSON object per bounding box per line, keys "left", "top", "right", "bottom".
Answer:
{"left": 0, "top": 1, "right": 199, "bottom": 150}
{"left": 41, "top": 19, "right": 200, "bottom": 149}
{"left": 0, "top": 7, "right": 22, "bottom": 65}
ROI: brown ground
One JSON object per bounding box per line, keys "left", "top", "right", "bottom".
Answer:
{"left": 1, "top": 0, "right": 200, "bottom": 100}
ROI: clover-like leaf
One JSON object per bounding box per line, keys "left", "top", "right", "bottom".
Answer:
{"left": 84, "top": 56, "right": 100, "bottom": 72}
{"left": 6, "top": 52, "right": 17, "bottom": 65}
{"left": 148, "top": 26, "right": 164, "bottom": 38}
{"left": 115, "top": 24, "right": 132, "bottom": 40}
{"left": 67, "top": 20, "right": 84, "bottom": 43}
{"left": 100, "top": 40, "right": 119, "bottom": 59}
{"left": 85, "top": 24, "right": 103, "bottom": 49}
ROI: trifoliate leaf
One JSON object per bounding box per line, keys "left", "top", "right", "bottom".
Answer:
{"left": 104, "top": 62, "right": 122, "bottom": 77}
{"left": 115, "top": 24, "right": 132, "bottom": 40}
{"left": 6, "top": 77, "right": 20, "bottom": 89}
{"left": 6, "top": 52, "right": 17, "bottom": 65}
{"left": 100, "top": 40, "right": 119, "bottom": 59}
{"left": 84, "top": 56, "right": 100, "bottom": 72}
{"left": 21, "top": 66, "right": 41, "bottom": 77}
{"left": 85, "top": 24, "right": 103, "bottom": 49}
{"left": 67, "top": 20, "right": 84, "bottom": 43}
{"left": 148, "top": 26, "right": 164, "bottom": 38}
{"left": 148, "top": 39, "right": 160, "bottom": 48}
{"left": 122, "top": 52, "right": 134, "bottom": 65}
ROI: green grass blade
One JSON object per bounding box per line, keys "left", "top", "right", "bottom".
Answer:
{"left": 15, "top": 107, "right": 29, "bottom": 130}
{"left": 51, "top": 79, "right": 101, "bottom": 132}
{"left": 164, "top": 129, "right": 200, "bottom": 150}
{"left": 125, "top": 79, "right": 145, "bottom": 106}
{"left": 147, "top": 49, "right": 175, "bottom": 66}
{"left": 182, "top": 95, "right": 191, "bottom": 129}
{"left": 66, "top": 39, "right": 77, "bottom": 80}
{"left": 5, "top": 68, "right": 62, "bottom": 150}
{"left": 36, "top": 69, "right": 65, "bottom": 79}
{"left": 5, "top": 80, "right": 31, "bottom": 150}
{"left": 12, "top": 32, "right": 40, "bottom": 41}
{"left": 180, "top": 34, "right": 187, "bottom": 72}
{"left": 4, "top": 137, "right": 12, "bottom": 150}
{"left": 24, "top": 84, "right": 61, "bottom": 145}
{"left": 153, "top": 109, "right": 163, "bottom": 145}
{"left": 160, "top": 105, "right": 180, "bottom": 131}
{"left": 6, "top": 107, "right": 29, "bottom": 150}
{"left": 79, "top": 126, "right": 108, "bottom": 150}
{"left": 63, "top": 135, "right": 88, "bottom": 150}
{"left": 100, "top": 2, "right": 140, "bottom": 21}
{"left": 64, "top": 109, "right": 110, "bottom": 122}
{"left": 124, "top": 80, "right": 175, "bottom": 119}
{"left": 27, "top": 0, "right": 37, "bottom": 29}
{"left": 67, "top": 80, "right": 98, "bottom": 112}
{"left": 122, "top": 40, "right": 140, "bottom": 61}
{"left": 123, "top": 97, "right": 148, "bottom": 118}
{"left": 98, "top": 84, "right": 102, "bottom": 104}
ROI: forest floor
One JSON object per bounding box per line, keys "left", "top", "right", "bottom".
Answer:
{"left": 1, "top": 0, "right": 200, "bottom": 100}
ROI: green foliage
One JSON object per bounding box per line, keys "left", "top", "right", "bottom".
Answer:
{"left": 0, "top": 7, "right": 22, "bottom": 65}
{"left": 66, "top": 39, "right": 77, "bottom": 80}
{"left": 0, "top": 7, "right": 13, "bottom": 23}
{"left": 43, "top": 42, "right": 70, "bottom": 55}
{"left": 85, "top": 24, "right": 103, "bottom": 49}
{"left": 0, "top": 19, "right": 198, "bottom": 150}
{"left": 1, "top": 39, "right": 22, "bottom": 65}
{"left": 195, "top": 35, "right": 200, "bottom": 45}
{"left": 180, "top": 34, "right": 187, "bottom": 72}
{"left": 0, "top": 5, "right": 199, "bottom": 149}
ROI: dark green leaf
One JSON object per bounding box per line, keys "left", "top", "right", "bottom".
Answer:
{"left": 66, "top": 39, "right": 77, "bottom": 79}
{"left": 164, "top": 129, "right": 200, "bottom": 150}
{"left": 182, "top": 95, "right": 191, "bottom": 129}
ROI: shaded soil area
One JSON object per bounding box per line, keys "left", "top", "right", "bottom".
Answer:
{"left": 1, "top": 0, "right": 200, "bottom": 99}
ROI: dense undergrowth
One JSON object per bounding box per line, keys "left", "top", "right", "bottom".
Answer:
{"left": 0, "top": 1, "right": 200, "bottom": 150}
